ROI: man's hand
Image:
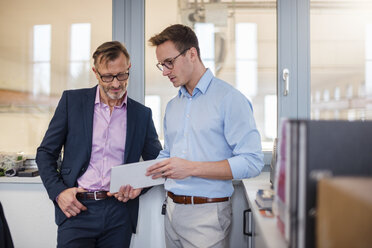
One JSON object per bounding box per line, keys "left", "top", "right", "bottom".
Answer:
{"left": 57, "top": 187, "right": 87, "bottom": 218}
{"left": 146, "top": 157, "right": 194, "bottom": 179}
{"left": 108, "top": 185, "right": 142, "bottom": 203}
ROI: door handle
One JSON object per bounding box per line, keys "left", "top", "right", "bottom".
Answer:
{"left": 243, "top": 209, "right": 253, "bottom": 236}
{"left": 283, "top": 68, "right": 289, "bottom": 96}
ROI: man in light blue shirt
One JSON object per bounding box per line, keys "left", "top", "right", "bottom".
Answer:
{"left": 147, "top": 24, "right": 264, "bottom": 248}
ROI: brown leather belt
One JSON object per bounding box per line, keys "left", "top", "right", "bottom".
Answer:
{"left": 76, "top": 191, "right": 109, "bottom": 201}
{"left": 167, "top": 191, "right": 229, "bottom": 205}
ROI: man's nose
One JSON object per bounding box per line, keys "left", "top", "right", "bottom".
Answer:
{"left": 162, "top": 67, "right": 171, "bottom": 76}
{"left": 111, "top": 77, "right": 121, "bottom": 87}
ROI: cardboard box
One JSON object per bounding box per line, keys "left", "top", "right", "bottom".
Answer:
{"left": 317, "top": 177, "right": 372, "bottom": 248}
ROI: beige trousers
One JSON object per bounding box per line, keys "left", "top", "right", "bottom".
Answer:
{"left": 164, "top": 196, "right": 232, "bottom": 248}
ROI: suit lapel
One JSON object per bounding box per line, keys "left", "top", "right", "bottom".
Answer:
{"left": 83, "top": 86, "right": 97, "bottom": 155}
{"left": 124, "top": 98, "right": 136, "bottom": 163}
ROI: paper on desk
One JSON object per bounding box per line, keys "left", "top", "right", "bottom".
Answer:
{"left": 109, "top": 158, "right": 166, "bottom": 193}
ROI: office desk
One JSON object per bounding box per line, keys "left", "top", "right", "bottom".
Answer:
{"left": 0, "top": 176, "right": 249, "bottom": 247}
{"left": 0, "top": 176, "right": 57, "bottom": 247}
{"left": 242, "top": 172, "right": 288, "bottom": 248}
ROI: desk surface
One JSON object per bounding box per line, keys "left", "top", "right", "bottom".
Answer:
{"left": 2, "top": 170, "right": 288, "bottom": 248}
{"left": 0, "top": 176, "right": 42, "bottom": 184}
{"left": 242, "top": 172, "right": 288, "bottom": 248}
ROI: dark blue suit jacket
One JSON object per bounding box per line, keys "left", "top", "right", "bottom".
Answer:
{"left": 36, "top": 85, "right": 162, "bottom": 233}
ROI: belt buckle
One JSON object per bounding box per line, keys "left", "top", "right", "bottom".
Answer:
{"left": 94, "top": 191, "right": 104, "bottom": 201}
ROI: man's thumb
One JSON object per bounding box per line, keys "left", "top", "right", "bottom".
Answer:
{"left": 76, "top": 187, "right": 87, "bottom": 193}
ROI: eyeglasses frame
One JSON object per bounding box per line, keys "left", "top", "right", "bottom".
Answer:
{"left": 156, "top": 48, "right": 190, "bottom": 71}
{"left": 96, "top": 69, "right": 130, "bottom": 83}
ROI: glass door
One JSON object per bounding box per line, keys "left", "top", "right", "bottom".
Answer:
{"left": 310, "top": 0, "right": 372, "bottom": 121}
{"left": 144, "top": 0, "right": 277, "bottom": 150}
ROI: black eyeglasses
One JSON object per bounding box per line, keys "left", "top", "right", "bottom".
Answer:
{"left": 96, "top": 70, "right": 130, "bottom": 83}
{"left": 156, "top": 48, "right": 190, "bottom": 71}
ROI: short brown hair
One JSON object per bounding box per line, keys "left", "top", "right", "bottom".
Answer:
{"left": 92, "top": 41, "right": 130, "bottom": 68}
{"left": 148, "top": 24, "right": 200, "bottom": 58}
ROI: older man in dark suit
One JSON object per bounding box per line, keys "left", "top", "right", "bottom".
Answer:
{"left": 36, "top": 41, "right": 162, "bottom": 248}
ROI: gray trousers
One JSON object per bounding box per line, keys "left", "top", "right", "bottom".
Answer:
{"left": 165, "top": 196, "right": 232, "bottom": 248}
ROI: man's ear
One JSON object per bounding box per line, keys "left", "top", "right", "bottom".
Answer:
{"left": 189, "top": 47, "right": 199, "bottom": 62}
{"left": 92, "top": 67, "right": 99, "bottom": 80}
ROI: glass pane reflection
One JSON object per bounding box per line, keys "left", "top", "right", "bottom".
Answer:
{"left": 0, "top": 0, "right": 111, "bottom": 155}
{"left": 145, "top": 0, "right": 277, "bottom": 150}
{"left": 310, "top": 1, "right": 372, "bottom": 121}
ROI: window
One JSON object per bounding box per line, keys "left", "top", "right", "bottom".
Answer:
{"left": 236, "top": 23, "right": 258, "bottom": 100}
{"left": 0, "top": 0, "right": 111, "bottom": 155}
{"left": 264, "top": 95, "right": 277, "bottom": 139}
{"left": 69, "top": 23, "right": 91, "bottom": 89}
{"left": 33, "top": 24, "right": 52, "bottom": 96}
{"left": 195, "top": 23, "right": 215, "bottom": 74}
{"left": 334, "top": 87, "right": 340, "bottom": 100}
{"left": 310, "top": 1, "right": 372, "bottom": 121}
{"left": 145, "top": 95, "right": 162, "bottom": 136}
{"left": 366, "top": 23, "right": 372, "bottom": 95}
{"left": 145, "top": 0, "right": 277, "bottom": 150}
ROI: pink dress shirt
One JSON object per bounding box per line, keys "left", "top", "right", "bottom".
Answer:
{"left": 77, "top": 87, "right": 127, "bottom": 191}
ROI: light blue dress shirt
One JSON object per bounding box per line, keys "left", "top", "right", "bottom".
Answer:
{"left": 158, "top": 69, "right": 264, "bottom": 198}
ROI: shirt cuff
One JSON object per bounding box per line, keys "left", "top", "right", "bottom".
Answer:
{"left": 227, "top": 156, "right": 263, "bottom": 179}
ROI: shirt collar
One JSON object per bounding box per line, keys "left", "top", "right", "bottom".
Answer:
{"left": 178, "top": 68, "right": 214, "bottom": 97}
{"left": 95, "top": 85, "right": 127, "bottom": 108}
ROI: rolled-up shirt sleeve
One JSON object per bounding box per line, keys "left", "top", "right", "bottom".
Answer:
{"left": 223, "top": 90, "right": 264, "bottom": 179}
